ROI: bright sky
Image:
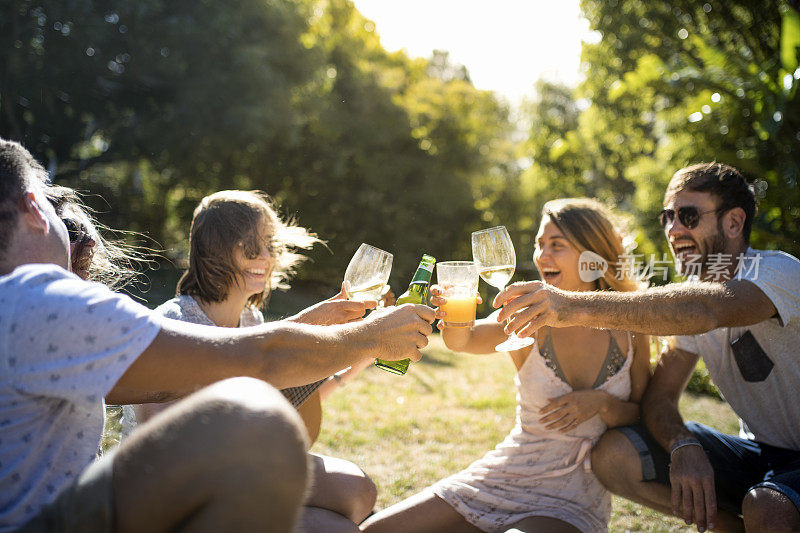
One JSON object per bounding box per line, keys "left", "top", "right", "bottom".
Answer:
{"left": 351, "top": 0, "right": 596, "bottom": 106}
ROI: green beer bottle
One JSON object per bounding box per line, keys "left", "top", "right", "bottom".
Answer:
{"left": 375, "top": 254, "right": 436, "bottom": 375}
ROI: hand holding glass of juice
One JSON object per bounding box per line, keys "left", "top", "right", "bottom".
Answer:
{"left": 436, "top": 261, "right": 479, "bottom": 327}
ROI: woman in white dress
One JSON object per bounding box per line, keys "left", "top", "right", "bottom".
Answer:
{"left": 362, "top": 198, "right": 652, "bottom": 533}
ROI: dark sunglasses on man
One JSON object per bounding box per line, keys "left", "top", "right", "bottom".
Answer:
{"left": 658, "top": 206, "right": 724, "bottom": 230}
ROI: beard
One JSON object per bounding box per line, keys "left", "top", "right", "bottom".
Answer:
{"left": 696, "top": 221, "right": 728, "bottom": 279}
{"left": 673, "top": 222, "right": 727, "bottom": 278}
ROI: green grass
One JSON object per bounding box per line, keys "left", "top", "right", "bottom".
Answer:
{"left": 313, "top": 334, "right": 739, "bottom": 531}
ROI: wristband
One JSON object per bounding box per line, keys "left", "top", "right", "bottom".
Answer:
{"left": 669, "top": 438, "right": 702, "bottom": 458}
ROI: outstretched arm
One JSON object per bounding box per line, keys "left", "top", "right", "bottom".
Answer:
{"left": 108, "top": 304, "right": 435, "bottom": 404}
{"left": 496, "top": 279, "right": 777, "bottom": 337}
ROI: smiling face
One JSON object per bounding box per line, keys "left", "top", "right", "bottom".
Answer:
{"left": 663, "top": 189, "right": 726, "bottom": 278}
{"left": 533, "top": 217, "right": 595, "bottom": 292}
{"left": 230, "top": 217, "right": 275, "bottom": 300}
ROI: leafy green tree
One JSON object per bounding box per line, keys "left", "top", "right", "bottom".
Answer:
{"left": 579, "top": 0, "right": 800, "bottom": 256}
{"left": 2, "top": 0, "right": 518, "bottom": 290}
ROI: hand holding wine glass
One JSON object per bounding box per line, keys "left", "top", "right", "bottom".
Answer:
{"left": 471, "top": 226, "right": 535, "bottom": 351}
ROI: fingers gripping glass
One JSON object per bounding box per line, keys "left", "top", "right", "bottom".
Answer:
{"left": 658, "top": 207, "right": 723, "bottom": 230}
{"left": 471, "top": 226, "right": 535, "bottom": 351}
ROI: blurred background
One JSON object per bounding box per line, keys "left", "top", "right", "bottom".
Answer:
{"left": 2, "top": 0, "right": 798, "bottom": 312}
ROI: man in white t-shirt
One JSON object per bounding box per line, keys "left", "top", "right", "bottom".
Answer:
{"left": 0, "top": 139, "right": 435, "bottom": 532}
{"left": 492, "top": 162, "right": 800, "bottom": 532}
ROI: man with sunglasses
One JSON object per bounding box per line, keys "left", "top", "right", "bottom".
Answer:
{"left": 494, "top": 162, "right": 800, "bottom": 532}
{"left": 0, "top": 138, "right": 436, "bottom": 533}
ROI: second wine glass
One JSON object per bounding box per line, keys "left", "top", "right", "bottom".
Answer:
{"left": 343, "top": 243, "right": 393, "bottom": 302}
{"left": 471, "top": 226, "right": 535, "bottom": 351}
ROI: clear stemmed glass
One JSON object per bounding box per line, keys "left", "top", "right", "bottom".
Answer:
{"left": 343, "top": 243, "right": 393, "bottom": 303}
{"left": 471, "top": 226, "right": 535, "bottom": 351}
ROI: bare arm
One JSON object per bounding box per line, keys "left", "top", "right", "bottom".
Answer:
{"left": 641, "top": 346, "right": 700, "bottom": 449}
{"left": 431, "top": 286, "right": 506, "bottom": 354}
{"left": 643, "top": 346, "right": 720, "bottom": 531}
{"left": 108, "top": 304, "right": 434, "bottom": 404}
{"left": 497, "top": 279, "right": 777, "bottom": 337}
{"left": 598, "top": 332, "right": 652, "bottom": 428}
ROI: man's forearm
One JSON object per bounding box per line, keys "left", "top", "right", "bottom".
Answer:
{"left": 110, "top": 320, "right": 373, "bottom": 404}
{"left": 641, "top": 390, "right": 694, "bottom": 452}
{"left": 563, "top": 283, "right": 728, "bottom": 335}
{"left": 249, "top": 321, "right": 373, "bottom": 389}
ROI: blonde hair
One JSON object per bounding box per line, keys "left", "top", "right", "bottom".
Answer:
{"left": 177, "top": 190, "right": 320, "bottom": 307}
{"left": 541, "top": 198, "right": 641, "bottom": 292}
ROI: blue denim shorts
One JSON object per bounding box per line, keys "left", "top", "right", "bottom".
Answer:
{"left": 618, "top": 421, "right": 800, "bottom": 516}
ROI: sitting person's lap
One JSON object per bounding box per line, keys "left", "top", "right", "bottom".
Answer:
{"left": 616, "top": 421, "right": 800, "bottom": 516}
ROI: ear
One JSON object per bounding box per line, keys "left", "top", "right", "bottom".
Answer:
{"left": 20, "top": 191, "right": 50, "bottom": 235}
{"left": 721, "top": 206, "right": 746, "bottom": 240}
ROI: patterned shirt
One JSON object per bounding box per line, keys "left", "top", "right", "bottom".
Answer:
{"left": 0, "top": 265, "right": 162, "bottom": 531}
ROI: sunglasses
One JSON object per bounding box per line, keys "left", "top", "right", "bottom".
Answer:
{"left": 61, "top": 218, "right": 86, "bottom": 243}
{"left": 658, "top": 206, "right": 723, "bottom": 230}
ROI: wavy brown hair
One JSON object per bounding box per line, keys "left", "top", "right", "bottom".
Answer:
{"left": 177, "top": 190, "right": 319, "bottom": 308}
{"left": 542, "top": 198, "right": 642, "bottom": 292}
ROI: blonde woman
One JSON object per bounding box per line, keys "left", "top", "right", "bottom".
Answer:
{"left": 362, "top": 198, "right": 652, "bottom": 533}
{"left": 136, "top": 190, "right": 378, "bottom": 533}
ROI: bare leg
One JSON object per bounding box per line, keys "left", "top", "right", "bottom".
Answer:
{"left": 591, "top": 430, "right": 744, "bottom": 532}
{"left": 360, "top": 490, "right": 483, "bottom": 533}
{"left": 296, "top": 393, "right": 322, "bottom": 444}
{"left": 297, "top": 507, "right": 360, "bottom": 533}
{"left": 742, "top": 487, "right": 800, "bottom": 532}
{"left": 504, "top": 516, "right": 580, "bottom": 533}
{"left": 113, "top": 377, "right": 310, "bottom": 533}
{"left": 299, "top": 453, "right": 377, "bottom": 528}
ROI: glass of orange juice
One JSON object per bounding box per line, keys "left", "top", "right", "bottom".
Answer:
{"left": 436, "top": 261, "right": 479, "bottom": 327}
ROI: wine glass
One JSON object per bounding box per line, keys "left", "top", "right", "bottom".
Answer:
{"left": 471, "top": 226, "right": 535, "bottom": 351}
{"left": 343, "top": 243, "right": 393, "bottom": 303}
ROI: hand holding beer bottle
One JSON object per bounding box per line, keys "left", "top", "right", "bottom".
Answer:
{"left": 374, "top": 254, "right": 436, "bottom": 374}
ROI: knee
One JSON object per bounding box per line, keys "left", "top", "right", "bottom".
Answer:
{"left": 309, "top": 455, "right": 377, "bottom": 522}
{"left": 178, "top": 378, "right": 310, "bottom": 492}
{"left": 591, "top": 429, "right": 640, "bottom": 493}
{"left": 343, "top": 467, "right": 377, "bottom": 521}
{"left": 742, "top": 487, "right": 800, "bottom": 532}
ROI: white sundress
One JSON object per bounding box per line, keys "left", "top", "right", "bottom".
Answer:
{"left": 431, "top": 331, "right": 633, "bottom": 532}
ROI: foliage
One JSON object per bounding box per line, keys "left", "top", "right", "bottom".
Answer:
{"left": 0, "top": 0, "right": 518, "bottom": 287}
{"left": 686, "top": 358, "right": 722, "bottom": 399}
{"left": 520, "top": 0, "right": 800, "bottom": 266}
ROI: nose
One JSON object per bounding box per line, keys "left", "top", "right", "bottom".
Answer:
{"left": 256, "top": 242, "right": 271, "bottom": 259}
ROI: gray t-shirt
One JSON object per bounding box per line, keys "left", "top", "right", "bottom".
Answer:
{"left": 674, "top": 248, "right": 800, "bottom": 450}
{"left": 0, "top": 264, "right": 162, "bottom": 531}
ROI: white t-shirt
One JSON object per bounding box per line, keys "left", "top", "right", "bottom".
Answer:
{"left": 0, "top": 264, "right": 162, "bottom": 531}
{"left": 674, "top": 248, "right": 800, "bottom": 450}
